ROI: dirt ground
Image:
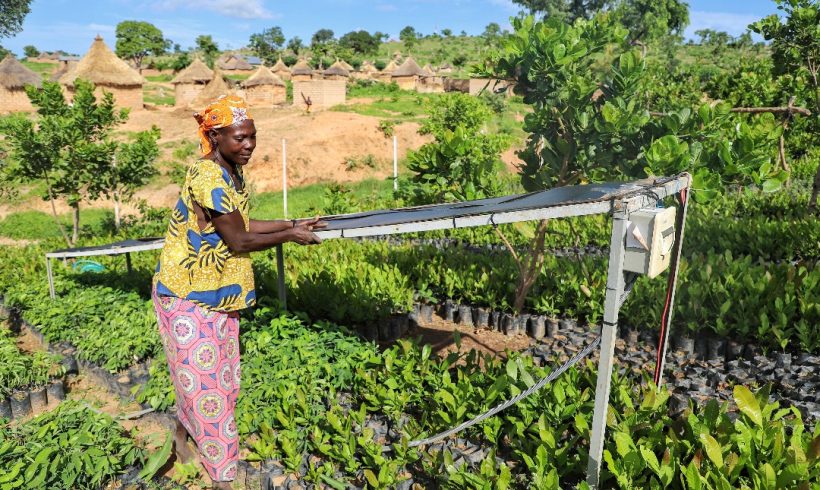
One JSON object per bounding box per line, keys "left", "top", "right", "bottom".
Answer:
{"left": 408, "top": 313, "right": 533, "bottom": 362}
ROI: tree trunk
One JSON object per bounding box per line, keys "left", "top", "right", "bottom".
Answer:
{"left": 42, "top": 173, "right": 71, "bottom": 247}
{"left": 811, "top": 166, "right": 820, "bottom": 210}
{"left": 512, "top": 219, "right": 550, "bottom": 313}
{"left": 72, "top": 203, "right": 80, "bottom": 245}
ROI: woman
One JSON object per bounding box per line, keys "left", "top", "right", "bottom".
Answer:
{"left": 152, "top": 95, "right": 323, "bottom": 488}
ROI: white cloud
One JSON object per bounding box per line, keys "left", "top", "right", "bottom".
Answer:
{"left": 487, "top": 0, "right": 517, "bottom": 12}
{"left": 152, "top": 0, "right": 278, "bottom": 20}
{"left": 685, "top": 10, "right": 762, "bottom": 39}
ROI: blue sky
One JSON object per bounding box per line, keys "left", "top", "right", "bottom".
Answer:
{"left": 3, "top": 0, "right": 780, "bottom": 56}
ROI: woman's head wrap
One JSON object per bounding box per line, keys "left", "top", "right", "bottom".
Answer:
{"left": 193, "top": 95, "right": 253, "bottom": 155}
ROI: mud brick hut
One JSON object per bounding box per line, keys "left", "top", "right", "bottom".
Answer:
{"left": 354, "top": 60, "right": 379, "bottom": 80}
{"left": 58, "top": 36, "right": 144, "bottom": 111}
{"left": 0, "top": 55, "right": 41, "bottom": 112}
{"left": 418, "top": 64, "right": 445, "bottom": 94}
{"left": 391, "top": 57, "right": 425, "bottom": 91}
{"left": 377, "top": 59, "right": 398, "bottom": 83}
{"left": 241, "top": 65, "right": 286, "bottom": 107}
{"left": 171, "top": 57, "right": 214, "bottom": 107}
{"left": 191, "top": 68, "right": 233, "bottom": 109}
{"left": 218, "top": 54, "right": 254, "bottom": 75}
{"left": 271, "top": 57, "right": 292, "bottom": 81}
{"left": 292, "top": 79, "right": 345, "bottom": 111}
{"left": 438, "top": 62, "right": 454, "bottom": 75}
{"left": 290, "top": 59, "right": 313, "bottom": 82}
{"left": 323, "top": 60, "right": 351, "bottom": 81}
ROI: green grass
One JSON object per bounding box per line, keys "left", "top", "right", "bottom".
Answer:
{"left": 225, "top": 74, "right": 251, "bottom": 81}
{"left": 249, "top": 178, "right": 395, "bottom": 219}
{"left": 143, "top": 83, "right": 175, "bottom": 106}
{"left": 0, "top": 209, "right": 112, "bottom": 240}
{"left": 145, "top": 74, "right": 173, "bottom": 83}
{"left": 334, "top": 84, "right": 434, "bottom": 121}
{"left": 21, "top": 61, "right": 57, "bottom": 78}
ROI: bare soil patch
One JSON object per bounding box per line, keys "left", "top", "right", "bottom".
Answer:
{"left": 407, "top": 313, "right": 533, "bottom": 361}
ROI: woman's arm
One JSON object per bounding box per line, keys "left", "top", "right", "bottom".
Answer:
{"left": 249, "top": 217, "right": 328, "bottom": 234}
{"left": 213, "top": 212, "right": 322, "bottom": 253}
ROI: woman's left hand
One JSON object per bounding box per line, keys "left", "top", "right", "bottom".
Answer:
{"left": 295, "top": 216, "right": 328, "bottom": 231}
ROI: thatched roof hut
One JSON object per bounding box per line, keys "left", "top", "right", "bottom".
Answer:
{"left": 291, "top": 59, "right": 313, "bottom": 81}
{"left": 0, "top": 55, "right": 41, "bottom": 112}
{"left": 439, "top": 62, "right": 454, "bottom": 74}
{"left": 191, "top": 68, "right": 233, "bottom": 109}
{"left": 323, "top": 60, "right": 350, "bottom": 80}
{"left": 59, "top": 35, "right": 144, "bottom": 110}
{"left": 271, "top": 57, "right": 291, "bottom": 80}
{"left": 219, "top": 54, "right": 253, "bottom": 71}
{"left": 338, "top": 59, "right": 354, "bottom": 72}
{"left": 241, "top": 65, "right": 286, "bottom": 106}
{"left": 422, "top": 64, "right": 437, "bottom": 77}
{"left": 392, "top": 57, "right": 425, "bottom": 90}
{"left": 171, "top": 58, "right": 213, "bottom": 107}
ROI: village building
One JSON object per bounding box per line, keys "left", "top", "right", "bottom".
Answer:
{"left": 292, "top": 79, "right": 346, "bottom": 111}
{"left": 217, "top": 54, "right": 254, "bottom": 74}
{"left": 391, "top": 56, "right": 425, "bottom": 91}
{"left": 323, "top": 60, "right": 350, "bottom": 81}
{"left": 354, "top": 60, "right": 379, "bottom": 80}
{"left": 377, "top": 59, "right": 398, "bottom": 83}
{"left": 0, "top": 55, "right": 42, "bottom": 112}
{"left": 290, "top": 59, "right": 313, "bottom": 82}
{"left": 241, "top": 65, "right": 286, "bottom": 107}
{"left": 190, "top": 68, "right": 233, "bottom": 109}
{"left": 438, "top": 62, "right": 454, "bottom": 75}
{"left": 170, "top": 57, "right": 214, "bottom": 108}
{"left": 58, "top": 36, "right": 144, "bottom": 111}
{"left": 271, "top": 57, "right": 292, "bottom": 81}
{"left": 418, "top": 63, "right": 445, "bottom": 93}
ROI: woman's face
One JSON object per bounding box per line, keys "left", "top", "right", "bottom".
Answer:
{"left": 211, "top": 119, "right": 257, "bottom": 166}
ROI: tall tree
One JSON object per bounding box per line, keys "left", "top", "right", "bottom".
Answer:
{"left": 287, "top": 36, "right": 304, "bottom": 55}
{"left": 195, "top": 35, "right": 219, "bottom": 66}
{"left": 0, "top": 0, "right": 32, "bottom": 38}
{"left": 511, "top": 0, "right": 611, "bottom": 22}
{"left": 106, "top": 126, "right": 160, "bottom": 229}
{"left": 400, "top": 26, "right": 419, "bottom": 52}
{"left": 615, "top": 0, "right": 689, "bottom": 41}
{"left": 339, "top": 30, "right": 380, "bottom": 55}
{"left": 311, "top": 29, "right": 335, "bottom": 47}
{"left": 249, "top": 26, "right": 285, "bottom": 65}
{"left": 115, "top": 20, "right": 169, "bottom": 69}
{"left": 23, "top": 45, "right": 38, "bottom": 58}
{"left": 753, "top": 0, "right": 820, "bottom": 208}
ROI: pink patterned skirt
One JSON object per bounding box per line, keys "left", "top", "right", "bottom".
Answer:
{"left": 152, "top": 290, "right": 241, "bottom": 482}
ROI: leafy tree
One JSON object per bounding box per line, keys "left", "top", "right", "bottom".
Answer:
{"left": 115, "top": 20, "right": 169, "bottom": 68}
{"left": 482, "top": 14, "right": 786, "bottom": 311}
{"left": 195, "top": 35, "right": 219, "bottom": 66}
{"left": 615, "top": 0, "right": 689, "bottom": 41}
{"left": 249, "top": 26, "right": 285, "bottom": 65}
{"left": 0, "top": 0, "right": 31, "bottom": 38}
{"left": 752, "top": 0, "right": 820, "bottom": 208}
{"left": 400, "top": 26, "right": 419, "bottom": 52}
{"left": 695, "top": 29, "right": 731, "bottom": 47}
{"left": 511, "top": 0, "right": 611, "bottom": 22}
{"left": 0, "top": 45, "right": 8, "bottom": 58}
{"left": 170, "top": 51, "right": 191, "bottom": 71}
{"left": 286, "top": 36, "right": 304, "bottom": 55}
{"left": 311, "top": 29, "right": 335, "bottom": 47}
{"left": 339, "top": 30, "right": 380, "bottom": 55}
{"left": 442, "top": 28, "right": 453, "bottom": 37}
{"left": 0, "top": 81, "right": 128, "bottom": 244}
{"left": 106, "top": 126, "right": 160, "bottom": 229}
{"left": 404, "top": 94, "right": 509, "bottom": 203}
{"left": 22, "top": 45, "right": 38, "bottom": 58}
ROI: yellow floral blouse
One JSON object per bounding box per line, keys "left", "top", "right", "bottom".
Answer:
{"left": 153, "top": 159, "right": 255, "bottom": 312}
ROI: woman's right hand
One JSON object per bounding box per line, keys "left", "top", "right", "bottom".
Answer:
{"left": 288, "top": 226, "right": 323, "bottom": 245}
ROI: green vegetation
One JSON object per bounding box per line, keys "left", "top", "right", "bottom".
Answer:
{"left": 0, "top": 328, "right": 62, "bottom": 397}
{"left": 20, "top": 60, "right": 56, "bottom": 77}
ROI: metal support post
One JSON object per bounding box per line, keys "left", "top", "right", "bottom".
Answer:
{"left": 282, "top": 139, "right": 288, "bottom": 219}
{"left": 46, "top": 257, "right": 55, "bottom": 300}
{"left": 276, "top": 244, "right": 287, "bottom": 310}
{"left": 586, "top": 202, "right": 630, "bottom": 488}
{"left": 393, "top": 136, "right": 398, "bottom": 191}
{"left": 125, "top": 252, "right": 132, "bottom": 273}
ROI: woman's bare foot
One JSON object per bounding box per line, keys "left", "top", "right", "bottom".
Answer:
{"left": 173, "top": 419, "right": 196, "bottom": 463}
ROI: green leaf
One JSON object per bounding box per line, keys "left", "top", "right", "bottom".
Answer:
{"left": 733, "top": 385, "right": 762, "bottom": 426}
{"left": 363, "top": 469, "right": 379, "bottom": 488}
{"left": 138, "top": 432, "right": 173, "bottom": 481}
{"left": 699, "top": 433, "right": 723, "bottom": 468}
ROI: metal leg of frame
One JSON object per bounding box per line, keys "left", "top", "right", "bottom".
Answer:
{"left": 586, "top": 204, "right": 630, "bottom": 489}
{"left": 46, "top": 257, "right": 55, "bottom": 300}
{"left": 276, "top": 244, "right": 287, "bottom": 310}
{"left": 125, "top": 252, "right": 133, "bottom": 273}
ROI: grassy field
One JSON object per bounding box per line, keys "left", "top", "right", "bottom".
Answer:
{"left": 0, "top": 208, "right": 112, "bottom": 240}
{"left": 21, "top": 60, "right": 57, "bottom": 78}
{"left": 250, "top": 177, "right": 395, "bottom": 219}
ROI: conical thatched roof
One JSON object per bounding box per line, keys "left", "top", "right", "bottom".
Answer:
{"left": 242, "top": 65, "right": 285, "bottom": 88}
{"left": 392, "top": 57, "right": 424, "bottom": 77}
{"left": 191, "top": 68, "right": 233, "bottom": 108}
{"left": 222, "top": 56, "right": 253, "bottom": 71}
{"left": 171, "top": 57, "right": 213, "bottom": 85}
{"left": 291, "top": 59, "right": 313, "bottom": 76}
{"left": 359, "top": 60, "right": 378, "bottom": 74}
{"left": 323, "top": 60, "right": 350, "bottom": 78}
{"left": 422, "top": 64, "right": 436, "bottom": 76}
{"left": 59, "top": 36, "right": 143, "bottom": 87}
{"left": 382, "top": 60, "right": 398, "bottom": 74}
{"left": 271, "top": 57, "right": 290, "bottom": 73}
{"left": 0, "top": 54, "right": 41, "bottom": 89}
{"left": 338, "top": 59, "right": 354, "bottom": 72}
{"left": 50, "top": 63, "right": 71, "bottom": 82}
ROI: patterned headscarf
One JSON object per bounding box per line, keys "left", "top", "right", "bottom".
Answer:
{"left": 193, "top": 95, "right": 253, "bottom": 155}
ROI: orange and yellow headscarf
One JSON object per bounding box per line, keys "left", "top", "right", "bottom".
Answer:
{"left": 193, "top": 95, "right": 253, "bottom": 155}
